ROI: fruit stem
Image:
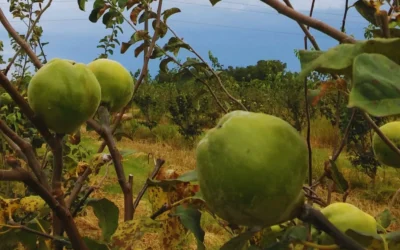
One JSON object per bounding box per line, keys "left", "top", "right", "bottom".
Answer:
{"left": 299, "top": 204, "right": 366, "bottom": 250}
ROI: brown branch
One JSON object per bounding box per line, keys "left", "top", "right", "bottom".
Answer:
{"left": 376, "top": 10, "right": 390, "bottom": 38}
{"left": 341, "top": 0, "right": 350, "bottom": 33}
{"left": 86, "top": 117, "right": 133, "bottom": 221}
{"left": 259, "top": 0, "right": 356, "bottom": 43}
{"left": 65, "top": 167, "right": 92, "bottom": 209}
{"left": 299, "top": 205, "right": 365, "bottom": 250}
{"left": 51, "top": 133, "right": 66, "bottom": 250}
{"left": 282, "top": 0, "right": 320, "bottom": 50}
{"left": 0, "top": 130, "right": 27, "bottom": 161}
{"left": 0, "top": 166, "right": 88, "bottom": 250}
{"left": 72, "top": 186, "right": 95, "bottom": 217}
{"left": 132, "top": 0, "right": 164, "bottom": 98}
{"left": 0, "top": 9, "right": 43, "bottom": 69}
{"left": 0, "top": 119, "right": 50, "bottom": 189}
{"left": 132, "top": 158, "right": 165, "bottom": 217}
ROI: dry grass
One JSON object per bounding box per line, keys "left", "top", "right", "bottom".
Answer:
{"left": 75, "top": 117, "right": 400, "bottom": 249}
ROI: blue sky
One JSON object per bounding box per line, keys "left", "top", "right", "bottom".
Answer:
{"left": 0, "top": 0, "right": 372, "bottom": 77}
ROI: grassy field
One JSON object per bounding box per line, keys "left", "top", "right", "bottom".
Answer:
{"left": 74, "top": 115, "right": 400, "bottom": 249}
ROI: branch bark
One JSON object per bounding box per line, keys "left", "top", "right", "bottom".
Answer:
{"left": 87, "top": 117, "right": 133, "bottom": 221}
{"left": 259, "top": 0, "right": 356, "bottom": 43}
{"left": 0, "top": 119, "right": 50, "bottom": 189}
{"left": 0, "top": 165, "right": 88, "bottom": 250}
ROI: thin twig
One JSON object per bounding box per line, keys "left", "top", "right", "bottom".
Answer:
{"left": 87, "top": 116, "right": 133, "bottom": 221}
{"left": 341, "top": 0, "right": 350, "bottom": 33}
{"left": 167, "top": 27, "right": 247, "bottom": 112}
{"left": 66, "top": 167, "right": 92, "bottom": 209}
{"left": 362, "top": 112, "right": 400, "bottom": 158}
{"left": 0, "top": 9, "right": 43, "bottom": 69}
{"left": 4, "top": 0, "right": 53, "bottom": 75}
{"left": 0, "top": 130, "right": 27, "bottom": 161}
{"left": 132, "top": 158, "right": 165, "bottom": 216}
{"left": 0, "top": 163, "right": 88, "bottom": 250}
{"left": 6, "top": 222, "right": 70, "bottom": 245}
{"left": 0, "top": 119, "right": 49, "bottom": 189}
{"left": 282, "top": 0, "right": 320, "bottom": 50}
{"left": 332, "top": 109, "right": 356, "bottom": 161}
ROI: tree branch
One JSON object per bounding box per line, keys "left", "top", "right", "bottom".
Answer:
{"left": 0, "top": 163, "right": 88, "bottom": 250}
{"left": 167, "top": 27, "right": 247, "bottom": 112}
{"left": 65, "top": 167, "right": 92, "bottom": 209}
{"left": 4, "top": 0, "right": 53, "bottom": 75}
{"left": 132, "top": 158, "right": 165, "bottom": 217}
{"left": 87, "top": 116, "right": 133, "bottom": 221}
{"left": 0, "top": 9, "right": 43, "bottom": 69}
{"left": 0, "top": 130, "right": 27, "bottom": 161}
{"left": 0, "top": 119, "right": 50, "bottom": 189}
{"left": 259, "top": 0, "right": 356, "bottom": 43}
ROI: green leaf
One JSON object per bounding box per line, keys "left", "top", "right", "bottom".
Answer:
{"left": 170, "top": 204, "right": 205, "bottom": 250}
{"left": 131, "top": 30, "right": 150, "bottom": 43}
{"left": 162, "top": 7, "right": 181, "bottom": 23}
{"left": 77, "top": 0, "right": 86, "bottom": 11}
{"left": 87, "top": 198, "right": 119, "bottom": 241}
{"left": 328, "top": 159, "right": 349, "bottom": 193}
{"left": 120, "top": 30, "right": 150, "bottom": 54}
{"left": 348, "top": 53, "right": 400, "bottom": 117}
{"left": 209, "top": 0, "right": 221, "bottom": 6}
{"left": 299, "top": 38, "right": 400, "bottom": 79}
{"left": 281, "top": 225, "right": 308, "bottom": 242}
{"left": 102, "top": 11, "right": 119, "bottom": 27}
{"left": 353, "top": 0, "right": 379, "bottom": 26}
{"left": 220, "top": 228, "right": 259, "bottom": 250}
{"left": 298, "top": 44, "right": 360, "bottom": 78}
{"left": 164, "top": 37, "right": 191, "bottom": 56}
{"left": 152, "top": 19, "right": 168, "bottom": 38}
{"left": 160, "top": 57, "right": 175, "bottom": 72}
{"left": 82, "top": 237, "right": 108, "bottom": 250}
{"left": 93, "top": 0, "right": 105, "bottom": 8}
{"left": 375, "top": 209, "right": 395, "bottom": 230}
{"left": 117, "top": 0, "right": 127, "bottom": 8}
{"left": 150, "top": 46, "right": 164, "bottom": 59}
{"left": 89, "top": 7, "right": 107, "bottom": 23}
{"left": 182, "top": 57, "right": 208, "bottom": 72}
{"left": 147, "top": 169, "right": 198, "bottom": 190}
{"left": 147, "top": 169, "right": 197, "bottom": 188}
{"left": 138, "top": 10, "right": 157, "bottom": 24}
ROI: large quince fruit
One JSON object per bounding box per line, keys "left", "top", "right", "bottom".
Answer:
{"left": 372, "top": 121, "right": 400, "bottom": 168}
{"left": 196, "top": 110, "right": 309, "bottom": 227}
{"left": 27, "top": 58, "right": 101, "bottom": 134}
{"left": 87, "top": 59, "right": 134, "bottom": 112}
{"left": 319, "top": 202, "right": 378, "bottom": 245}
